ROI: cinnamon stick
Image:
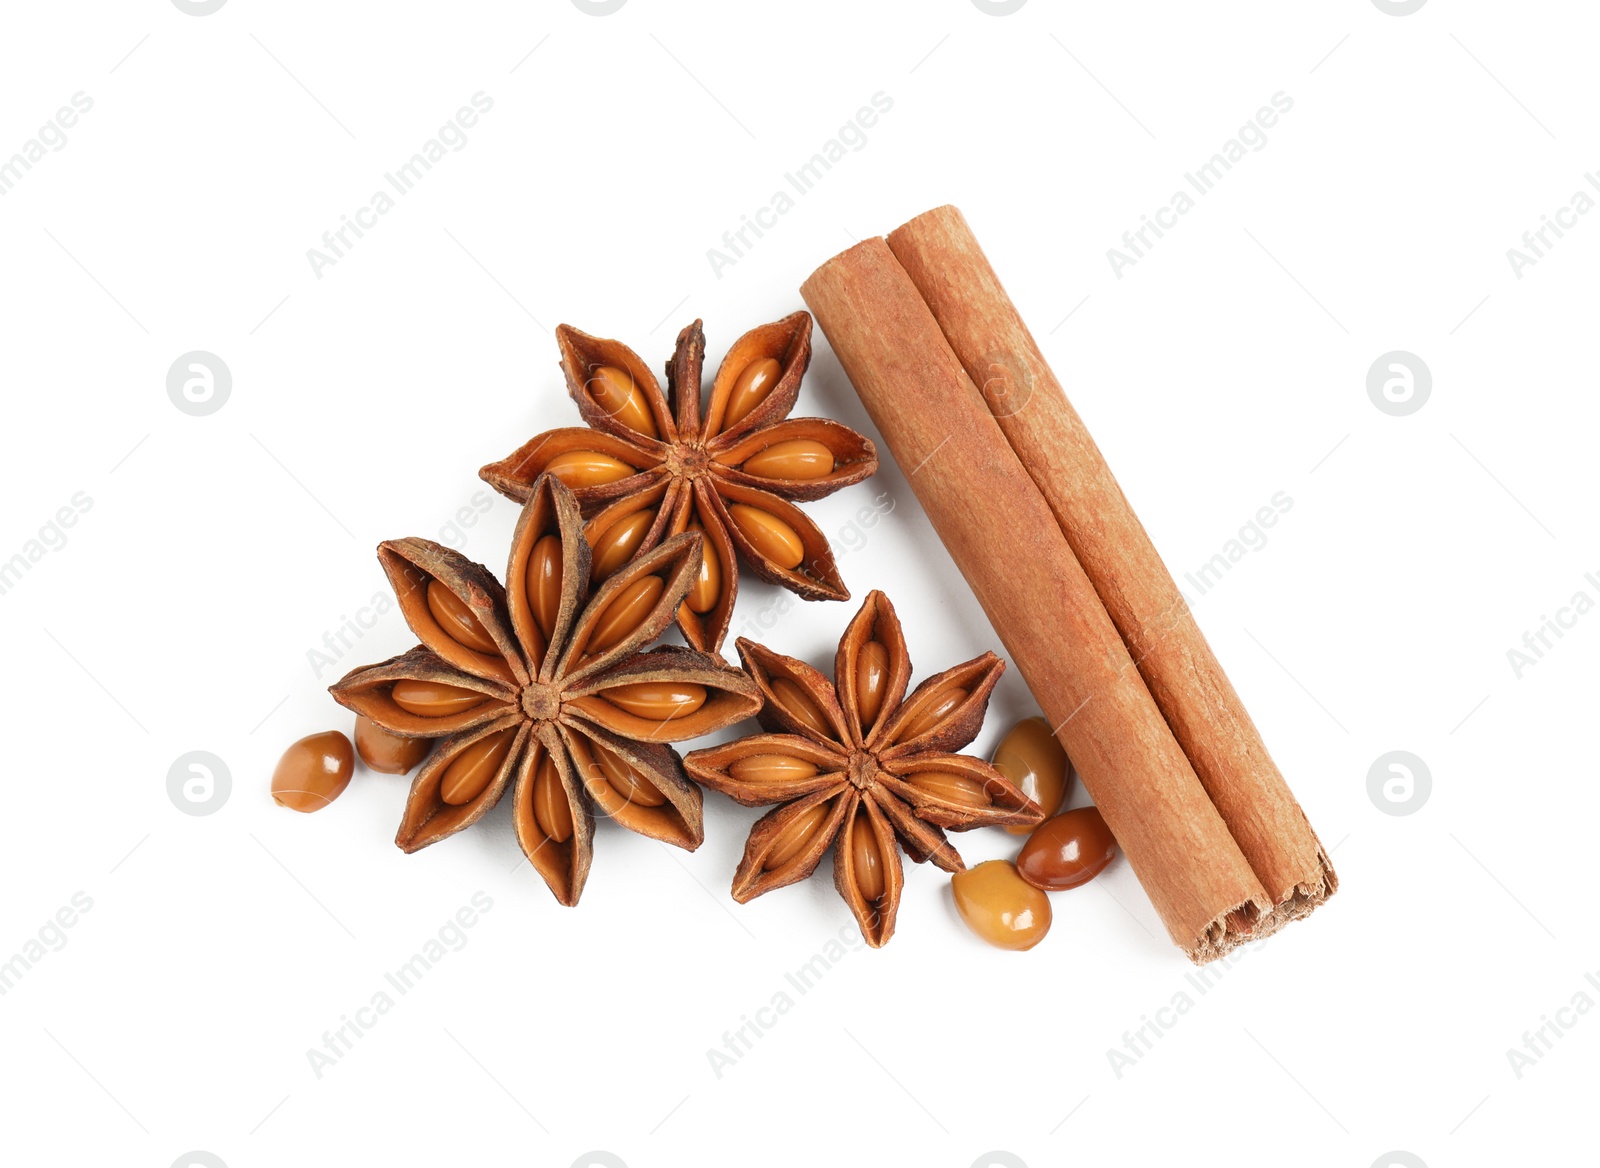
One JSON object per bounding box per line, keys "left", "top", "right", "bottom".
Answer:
{"left": 886, "top": 205, "right": 1335, "bottom": 930}
{"left": 801, "top": 238, "right": 1270, "bottom": 962}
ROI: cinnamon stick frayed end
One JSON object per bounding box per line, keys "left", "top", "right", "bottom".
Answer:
{"left": 1191, "top": 850, "right": 1335, "bottom": 963}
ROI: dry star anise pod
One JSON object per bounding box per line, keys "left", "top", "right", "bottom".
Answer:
{"left": 684, "top": 591, "right": 1044, "bottom": 946}
{"left": 330, "top": 474, "right": 762, "bottom": 905}
{"left": 480, "top": 312, "right": 878, "bottom": 655}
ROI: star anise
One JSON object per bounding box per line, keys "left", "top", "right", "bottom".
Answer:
{"left": 684, "top": 591, "right": 1044, "bottom": 946}
{"left": 330, "top": 474, "right": 762, "bottom": 905}
{"left": 480, "top": 312, "right": 878, "bottom": 656}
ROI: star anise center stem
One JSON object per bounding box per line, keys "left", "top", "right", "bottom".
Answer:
{"left": 521, "top": 682, "right": 561, "bottom": 722}
{"left": 846, "top": 750, "right": 879, "bottom": 791}
{"left": 663, "top": 441, "right": 712, "bottom": 481}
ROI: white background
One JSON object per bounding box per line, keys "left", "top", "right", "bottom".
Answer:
{"left": 2, "top": 2, "right": 1595, "bottom": 1166}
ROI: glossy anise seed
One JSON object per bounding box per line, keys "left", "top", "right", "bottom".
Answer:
{"left": 588, "top": 366, "right": 658, "bottom": 439}
{"left": 772, "top": 677, "right": 831, "bottom": 738}
{"left": 354, "top": 716, "right": 431, "bottom": 775}
{"left": 532, "top": 751, "right": 573, "bottom": 842}
{"left": 723, "top": 357, "right": 782, "bottom": 429}
{"left": 685, "top": 520, "right": 720, "bottom": 614}
{"left": 742, "top": 439, "right": 836, "bottom": 481}
{"left": 855, "top": 641, "right": 889, "bottom": 727}
{"left": 851, "top": 808, "right": 885, "bottom": 901}
{"left": 899, "top": 685, "right": 968, "bottom": 740}
{"left": 728, "top": 754, "right": 821, "bottom": 784}
{"left": 588, "top": 575, "right": 665, "bottom": 652}
{"left": 994, "top": 715, "right": 1072, "bottom": 836}
{"left": 593, "top": 741, "right": 667, "bottom": 807}
{"left": 390, "top": 679, "right": 486, "bottom": 718}
{"left": 951, "top": 860, "right": 1052, "bottom": 951}
{"left": 1016, "top": 807, "right": 1117, "bottom": 891}
{"left": 546, "top": 450, "right": 636, "bottom": 488}
{"left": 905, "top": 770, "right": 993, "bottom": 808}
{"left": 272, "top": 731, "right": 355, "bottom": 813}
{"left": 765, "top": 802, "right": 830, "bottom": 870}
{"left": 728, "top": 504, "right": 805, "bottom": 570}
{"left": 440, "top": 729, "right": 516, "bottom": 806}
{"left": 590, "top": 511, "right": 654, "bottom": 583}
{"left": 528, "top": 534, "right": 564, "bottom": 640}
{"left": 426, "top": 580, "right": 497, "bottom": 654}
{"left": 605, "top": 681, "right": 708, "bottom": 720}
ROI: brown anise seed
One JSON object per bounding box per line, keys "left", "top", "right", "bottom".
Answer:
{"left": 588, "top": 366, "right": 658, "bottom": 439}
{"left": 855, "top": 641, "right": 889, "bottom": 727}
{"left": 772, "top": 677, "right": 831, "bottom": 737}
{"left": 354, "top": 716, "right": 431, "bottom": 775}
{"left": 588, "top": 575, "right": 665, "bottom": 652}
{"left": 440, "top": 729, "right": 516, "bottom": 806}
{"left": 272, "top": 731, "right": 355, "bottom": 813}
{"left": 728, "top": 504, "right": 805, "bottom": 570}
{"left": 546, "top": 450, "right": 636, "bottom": 488}
{"left": 905, "top": 770, "right": 993, "bottom": 809}
{"left": 764, "top": 802, "right": 830, "bottom": 870}
{"left": 899, "top": 685, "right": 968, "bottom": 740}
{"left": 723, "top": 357, "right": 782, "bottom": 429}
{"left": 532, "top": 752, "right": 573, "bottom": 842}
{"left": 594, "top": 741, "right": 667, "bottom": 807}
{"left": 950, "top": 860, "right": 1052, "bottom": 951}
{"left": 590, "top": 511, "right": 654, "bottom": 583}
{"left": 390, "top": 679, "right": 487, "bottom": 718}
{"left": 426, "top": 579, "right": 498, "bottom": 654}
{"left": 993, "top": 715, "right": 1071, "bottom": 836}
{"left": 605, "top": 680, "right": 708, "bottom": 720}
{"left": 742, "top": 438, "right": 835, "bottom": 481}
{"left": 851, "top": 808, "right": 885, "bottom": 901}
{"left": 1015, "top": 807, "right": 1117, "bottom": 890}
{"left": 685, "top": 520, "right": 720, "bottom": 614}
{"left": 728, "top": 754, "right": 821, "bottom": 784}
{"left": 528, "top": 534, "right": 564, "bottom": 640}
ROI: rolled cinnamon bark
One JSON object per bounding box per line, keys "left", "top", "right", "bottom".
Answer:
{"left": 886, "top": 205, "right": 1335, "bottom": 928}
{"left": 802, "top": 238, "right": 1270, "bottom": 962}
